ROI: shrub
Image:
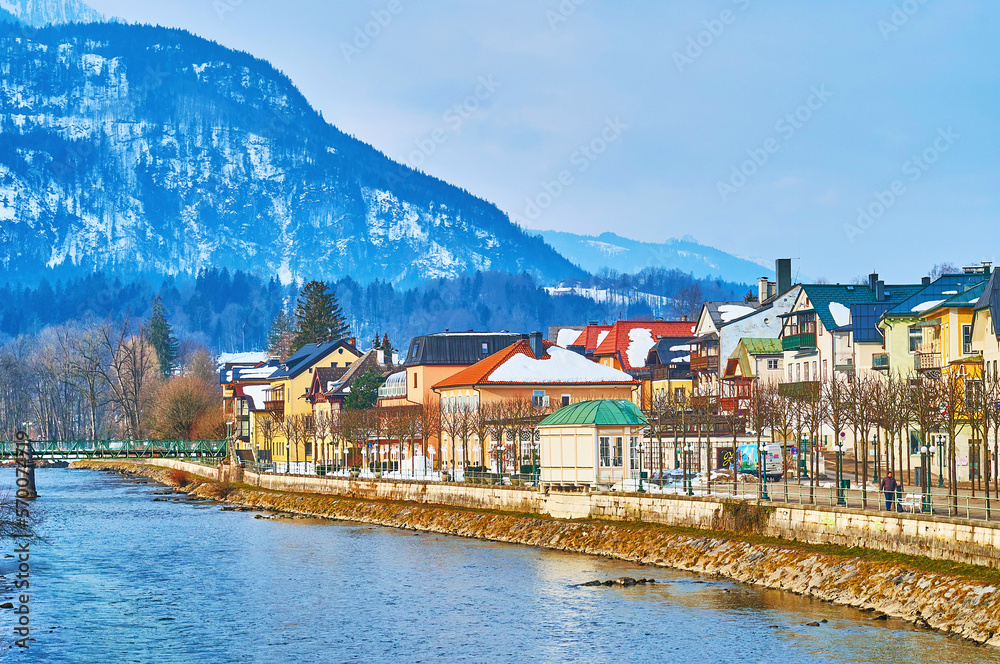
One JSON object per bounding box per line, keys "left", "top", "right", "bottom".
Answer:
{"left": 166, "top": 469, "right": 192, "bottom": 487}
{"left": 202, "top": 481, "right": 236, "bottom": 501}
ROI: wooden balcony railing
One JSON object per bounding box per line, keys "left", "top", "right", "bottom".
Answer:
{"left": 264, "top": 400, "right": 285, "bottom": 421}
{"left": 690, "top": 355, "right": 719, "bottom": 373}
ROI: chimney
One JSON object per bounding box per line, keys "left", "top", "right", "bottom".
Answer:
{"left": 984, "top": 261, "right": 993, "bottom": 276}
{"left": 681, "top": 314, "right": 688, "bottom": 321}
{"left": 376, "top": 349, "right": 385, "bottom": 365}
{"left": 868, "top": 272, "right": 879, "bottom": 292}
{"left": 922, "top": 276, "right": 931, "bottom": 286}
{"left": 758, "top": 277, "right": 769, "bottom": 304}
{"left": 349, "top": 337, "right": 356, "bottom": 347}
{"left": 529, "top": 331, "right": 544, "bottom": 358}
{"left": 875, "top": 280, "right": 885, "bottom": 302}
{"left": 775, "top": 259, "right": 792, "bottom": 296}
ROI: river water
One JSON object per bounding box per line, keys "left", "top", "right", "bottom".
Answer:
{"left": 3, "top": 468, "right": 1000, "bottom": 664}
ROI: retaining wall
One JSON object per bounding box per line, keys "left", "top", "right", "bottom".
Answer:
{"left": 141, "top": 459, "right": 1000, "bottom": 567}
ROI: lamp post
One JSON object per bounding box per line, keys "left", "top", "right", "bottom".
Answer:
{"left": 758, "top": 440, "right": 769, "bottom": 501}
{"left": 920, "top": 444, "right": 932, "bottom": 513}
{"left": 285, "top": 442, "right": 290, "bottom": 474}
{"left": 834, "top": 439, "right": 846, "bottom": 506}
{"left": 937, "top": 434, "right": 945, "bottom": 488}
{"left": 684, "top": 443, "right": 694, "bottom": 496}
{"left": 637, "top": 440, "right": 645, "bottom": 493}
{"left": 872, "top": 433, "right": 880, "bottom": 485}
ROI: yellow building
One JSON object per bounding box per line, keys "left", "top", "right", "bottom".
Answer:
{"left": 251, "top": 339, "right": 361, "bottom": 472}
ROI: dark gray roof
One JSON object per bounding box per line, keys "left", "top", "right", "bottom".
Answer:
{"left": 885, "top": 274, "right": 988, "bottom": 318}
{"left": 403, "top": 332, "right": 524, "bottom": 366}
{"left": 647, "top": 337, "right": 694, "bottom": 366}
{"left": 270, "top": 339, "right": 360, "bottom": 380}
{"left": 703, "top": 301, "right": 759, "bottom": 328}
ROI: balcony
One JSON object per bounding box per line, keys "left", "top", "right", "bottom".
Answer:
{"left": 834, "top": 355, "right": 855, "bottom": 372}
{"left": 264, "top": 400, "right": 285, "bottom": 421}
{"left": 782, "top": 333, "right": 817, "bottom": 351}
{"left": 871, "top": 353, "right": 890, "bottom": 370}
{"left": 915, "top": 353, "right": 942, "bottom": 372}
{"left": 690, "top": 354, "right": 719, "bottom": 373}
{"left": 778, "top": 381, "right": 821, "bottom": 401}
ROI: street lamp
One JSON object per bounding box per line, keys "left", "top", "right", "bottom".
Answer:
{"left": 920, "top": 443, "right": 933, "bottom": 513}
{"left": 285, "top": 442, "right": 290, "bottom": 474}
{"left": 684, "top": 443, "right": 694, "bottom": 496}
{"left": 637, "top": 440, "right": 645, "bottom": 493}
{"left": 757, "top": 440, "right": 769, "bottom": 501}
{"left": 937, "top": 434, "right": 945, "bottom": 488}
{"left": 872, "top": 433, "right": 880, "bottom": 485}
{"left": 834, "top": 437, "right": 847, "bottom": 506}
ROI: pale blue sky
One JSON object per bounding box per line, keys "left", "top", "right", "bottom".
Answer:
{"left": 84, "top": 0, "right": 1000, "bottom": 282}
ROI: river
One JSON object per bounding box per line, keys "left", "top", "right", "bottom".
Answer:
{"left": 2, "top": 468, "right": 1000, "bottom": 664}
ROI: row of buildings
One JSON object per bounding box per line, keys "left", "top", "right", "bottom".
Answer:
{"left": 221, "top": 258, "right": 1000, "bottom": 483}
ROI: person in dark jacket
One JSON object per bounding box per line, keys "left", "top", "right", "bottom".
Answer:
{"left": 880, "top": 472, "right": 898, "bottom": 511}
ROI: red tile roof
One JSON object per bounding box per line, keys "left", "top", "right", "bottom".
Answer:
{"left": 593, "top": 320, "right": 697, "bottom": 371}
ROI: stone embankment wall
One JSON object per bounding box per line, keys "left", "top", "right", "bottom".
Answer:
{"left": 134, "top": 458, "right": 1000, "bottom": 568}
{"left": 71, "top": 459, "right": 1000, "bottom": 647}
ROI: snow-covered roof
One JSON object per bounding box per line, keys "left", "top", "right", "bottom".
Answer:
{"left": 626, "top": 328, "right": 656, "bottom": 369}
{"left": 596, "top": 330, "right": 610, "bottom": 347}
{"left": 489, "top": 346, "right": 636, "bottom": 384}
{"left": 556, "top": 328, "right": 583, "bottom": 347}
{"left": 717, "top": 304, "right": 757, "bottom": 323}
{"left": 912, "top": 299, "right": 946, "bottom": 313}
{"left": 828, "top": 302, "right": 851, "bottom": 327}
{"left": 218, "top": 351, "right": 269, "bottom": 367}
{"left": 242, "top": 384, "right": 271, "bottom": 411}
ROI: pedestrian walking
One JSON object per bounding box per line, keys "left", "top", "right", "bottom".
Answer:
{"left": 880, "top": 471, "right": 898, "bottom": 511}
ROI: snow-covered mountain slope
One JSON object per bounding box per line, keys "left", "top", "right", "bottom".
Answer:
{"left": 0, "top": 22, "right": 583, "bottom": 286}
{"left": 537, "top": 230, "right": 771, "bottom": 283}
{"left": 0, "top": 0, "right": 102, "bottom": 26}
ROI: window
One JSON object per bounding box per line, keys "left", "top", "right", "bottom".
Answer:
{"left": 800, "top": 363, "right": 806, "bottom": 381}
{"left": 822, "top": 359, "right": 827, "bottom": 380}
{"left": 674, "top": 387, "right": 685, "bottom": 401}
{"left": 788, "top": 364, "right": 793, "bottom": 381}
{"left": 561, "top": 394, "right": 571, "bottom": 407}
{"left": 766, "top": 359, "right": 779, "bottom": 371}
{"left": 629, "top": 436, "right": 639, "bottom": 469}
{"left": 813, "top": 361, "right": 818, "bottom": 381}
{"left": 599, "top": 436, "right": 611, "bottom": 467}
{"left": 908, "top": 326, "right": 921, "bottom": 353}
{"left": 963, "top": 324, "right": 973, "bottom": 354}
{"left": 532, "top": 390, "right": 546, "bottom": 408}
{"left": 967, "top": 379, "right": 984, "bottom": 409}
{"left": 613, "top": 437, "right": 624, "bottom": 467}
{"left": 909, "top": 430, "right": 921, "bottom": 456}
{"left": 482, "top": 342, "right": 489, "bottom": 354}
{"left": 413, "top": 373, "right": 418, "bottom": 389}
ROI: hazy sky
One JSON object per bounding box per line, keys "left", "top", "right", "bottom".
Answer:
{"left": 84, "top": 0, "right": 999, "bottom": 282}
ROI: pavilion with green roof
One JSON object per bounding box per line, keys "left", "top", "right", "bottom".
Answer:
{"left": 538, "top": 400, "right": 649, "bottom": 491}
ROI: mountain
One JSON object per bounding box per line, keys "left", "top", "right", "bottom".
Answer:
{"left": 0, "top": 0, "right": 102, "bottom": 26}
{"left": 536, "top": 230, "right": 770, "bottom": 284}
{"left": 0, "top": 20, "right": 584, "bottom": 286}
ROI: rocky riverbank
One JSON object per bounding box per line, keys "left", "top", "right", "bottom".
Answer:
{"left": 72, "top": 460, "right": 1000, "bottom": 647}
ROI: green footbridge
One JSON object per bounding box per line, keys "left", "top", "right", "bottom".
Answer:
{"left": 0, "top": 439, "right": 228, "bottom": 460}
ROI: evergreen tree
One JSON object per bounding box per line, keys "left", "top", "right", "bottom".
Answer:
{"left": 148, "top": 295, "right": 178, "bottom": 376}
{"left": 343, "top": 368, "right": 385, "bottom": 411}
{"left": 267, "top": 310, "right": 295, "bottom": 360}
{"left": 291, "top": 280, "right": 349, "bottom": 353}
